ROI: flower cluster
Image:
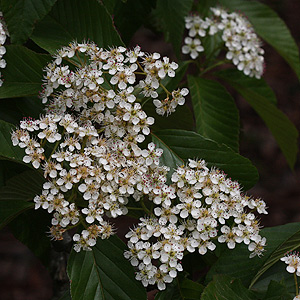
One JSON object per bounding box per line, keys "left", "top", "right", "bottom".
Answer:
{"left": 0, "top": 11, "right": 9, "bottom": 86}
{"left": 12, "top": 41, "right": 267, "bottom": 291}
{"left": 41, "top": 43, "right": 187, "bottom": 116}
{"left": 12, "top": 41, "right": 187, "bottom": 252}
{"left": 125, "top": 159, "right": 268, "bottom": 290}
{"left": 183, "top": 7, "right": 265, "bottom": 78}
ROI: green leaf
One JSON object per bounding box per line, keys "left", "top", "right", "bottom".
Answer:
{"left": 0, "top": 200, "right": 33, "bottom": 229}
{"left": 101, "top": 0, "right": 117, "bottom": 15}
{"left": 155, "top": 129, "right": 258, "bottom": 190}
{"left": 195, "top": 0, "right": 218, "bottom": 16}
{"left": 155, "top": 276, "right": 204, "bottom": 300}
{"left": 188, "top": 76, "right": 239, "bottom": 152}
{"left": 31, "top": 0, "right": 123, "bottom": 54}
{"left": 0, "top": 170, "right": 44, "bottom": 202}
{"left": 217, "top": 69, "right": 298, "bottom": 169}
{"left": 9, "top": 209, "right": 52, "bottom": 266}
{"left": 201, "top": 275, "right": 256, "bottom": 300}
{"left": 0, "top": 170, "right": 44, "bottom": 229}
{"left": 152, "top": 132, "right": 184, "bottom": 182}
{"left": 0, "top": 160, "right": 30, "bottom": 188}
{"left": 113, "top": 0, "right": 156, "bottom": 44}
{"left": 143, "top": 102, "right": 194, "bottom": 132}
{"left": 0, "top": 162, "right": 4, "bottom": 186}
{"left": 155, "top": 280, "right": 180, "bottom": 300}
{"left": 262, "top": 280, "right": 292, "bottom": 300}
{"left": 180, "top": 278, "right": 205, "bottom": 299}
{"left": 0, "top": 96, "right": 44, "bottom": 124}
{"left": 58, "top": 290, "right": 72, "bottom": 300}
{"left": 16, "top": 96, "right": 44, "bottom": 119}
{"left": 154, "top": 0, "right": 194, "bottom": 58}
{"left": 250, "top": 223, "right": 300, "bottom": 288}
{"left": 0, "top": 0, "right": 57, "bottom": 44}
{"left": 206, "top": 223, "right": 300, "bottom": 289}
{"left": 0, "top": 120, "right": 24, "bottom": 162}
{"left": 216, "top": 69, "right": 277, "bottom": 105}
{"left": 253, "top": 264, "right": 295, "bottom": 299}
{"left": 0, "top": 45, "right": 50, "bottom": 99}
{"left": 0, "top": 98, "right": 24, "bottom": 124}
{"left": 67, "top": 235, "right": 147, "bottom": 300}
{"left": 201, "top": 32, "right": 223, "bottom": 63}
{"left": 219, "top": 0, "right": 300, "bottom": 80}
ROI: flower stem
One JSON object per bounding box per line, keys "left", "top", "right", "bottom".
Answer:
{"left": 199, "top": 59, "right": 228, "bottom": 76}
{"left": 140, "top": 198, "right": 151, "bottom": 215}
{"left": 47, "top": 140, "right": 61, "bottom": 162}
{"left": 76, "top": 51, "right": 84, "bottom": 67}
{"left": 294, "top": 272, "right": 299, "bottom": 296}
{"left": 141, "top": 97, "right": 152, "bottom": 108}
{"left": 159, "top": 83, "right": 171, "bottom": 96}
{"left": 127, "top": 207, "right": 144, "bottom": 211}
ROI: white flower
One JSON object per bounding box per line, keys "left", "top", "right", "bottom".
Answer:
{"left": 182, "top": 37, "right": 204, "bottom": 59}
{"left": 281, "top": 252, "right": 300, "bottom": 275}
{"left": 23, "top": 147, "right": 44, "bottom": 168}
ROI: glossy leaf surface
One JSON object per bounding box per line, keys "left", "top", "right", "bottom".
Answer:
{"left": 155, "top": 129, "right": 258, "bottom": 190}
{"left": 68, "top": 235, "right": 147, "bottom": 300}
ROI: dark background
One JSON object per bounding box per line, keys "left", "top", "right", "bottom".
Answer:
{"left": 0, "top": 0, "right": 300, "bottom": 299}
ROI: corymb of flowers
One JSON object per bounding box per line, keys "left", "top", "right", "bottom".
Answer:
{"left": 182, "top": 7, "right": 265, "bottom": 79}
{"left": 11, "top": 41, "right": 267, "bottom": 291}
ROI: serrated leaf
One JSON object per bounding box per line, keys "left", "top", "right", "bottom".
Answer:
{"left": 155, "top": 129, "right": 258, "bottom": 190}
{"left": 113, "top": 0, "right": 156, "bottom": 44}
{"left": 0, "top": 200, "right": 33, "bottom": 229}
{"left": 253, "top": 263, "right": 295, "bottom": 298}
{"left": 155, "top": 277, "right": 204, "bottom": 300}
{"left": 262, "top": 281, "right": 292, "bottom": 300}
{"left": 152, "top": 132, "right": 184, "bottom": 182}
{"left": 216, "top": 69, "right": 277, "bottom": 105}
{"left": 0, "top": 45, "right": 50, "bottom": 99}
{"left": 0, "top": 98, "right": 24, "bottom": 124}
{"left": 0, "top": 96, "right": 43, "bottom": 126}
{"left": 68, "top": 235, "right": 147, "bottom": 300}
{"left": 155, "top": 280, "right": 180, "bottom": 300}
{"left": 180, "top": 278, "right": 204, "bottom": 299}
{"left": 0, "top": 0, "right": 57, "bottom": 44}
{"left": 0, "top": 120, "right": 25, "bottom": 162}
{"left": 101, "top": 0, "right": 117, "bottom": 15}
{"left": 201, "top": 32, "right": 223, "bottom": 63}
{"left": 0, "top": 170, "right": 44, "bottom": 202}
{"left": 250, "top": 224, "right": 300, "bottom": 288}
{"left": 0, "top": 170, "right": 44, "bottom": 229}
{"left": 58, "top": 290, "right": 72, "bottom": 300}
{"left": 9, "top": 209, "right": 52, "bottom": 266}
{"left": 219, "top": 0, "right": 300, "bottom": 80}
{"left": 206, "top": 223, "right": 300, "bottom": 289}
{"left": 16, "top": 96, "right": 44, "bottom": 119}
{"left": 217, "top": 69, "right": 298, "bottom": 169}
{"left": 143, "top": 102, "right": 194, "bottom": 132}
{"left": 195, "top": 0, "right": 218, "bottom": 16}
{"left": 188, "top": 76, "right": 239, "bottom": 152}
{"left": 201, "top": 275, "right": 256, "bottom": 300}
{"left": 31, "top": 0, "right": 123, "bottom": 54}
{"left": 154, "top": 0, "right": 194, "bottom": 58}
